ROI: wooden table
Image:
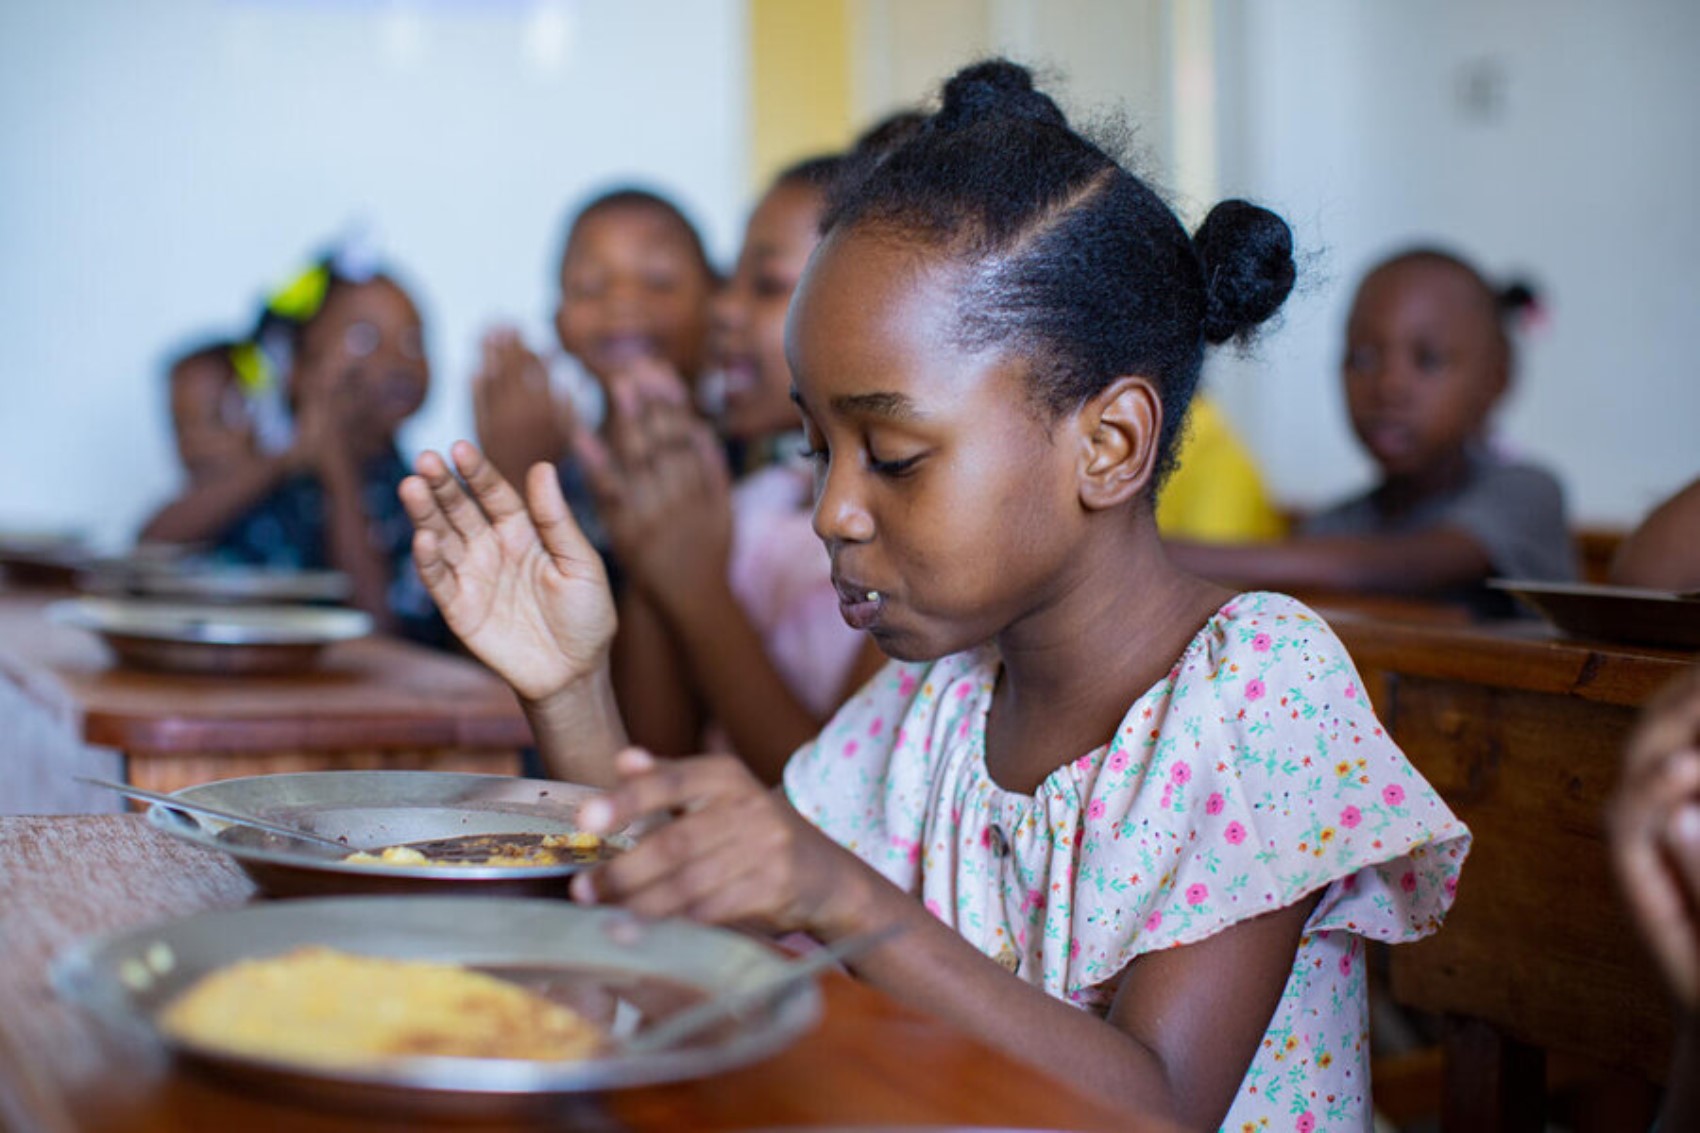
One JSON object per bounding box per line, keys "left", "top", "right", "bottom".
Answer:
{"left": 1325, "top": 612, "right": 1696, "bottom": 1131}
{"left": 0, "top": 816, "right": 1150, "bottom": 1133}
{"left": 0, "top": 592, "right": 533, "bottom": 813}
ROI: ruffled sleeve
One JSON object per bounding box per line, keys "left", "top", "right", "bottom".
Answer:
{"left": 1066, "top": 592, "right": 1470, "bottom": 995}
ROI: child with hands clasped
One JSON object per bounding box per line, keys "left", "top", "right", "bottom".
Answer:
{"left": 579, "top": 156, "right": 887, "bottom": 781}
{"left": 472, "top": 187, "right": 718, "bottom": 563}
{"left": 402, "top": 61, "right": 1469, "bottom": 1130}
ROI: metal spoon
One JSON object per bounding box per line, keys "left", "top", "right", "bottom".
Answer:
{"left": 75, "top": 776, "right": 350, "bottom": 852}
{"left": 622, "top": 925, "right": 904, "bottom": 1055}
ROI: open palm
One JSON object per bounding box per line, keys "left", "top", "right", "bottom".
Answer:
{"left": 400, "top": 442, "right": 614, "bottom": 703}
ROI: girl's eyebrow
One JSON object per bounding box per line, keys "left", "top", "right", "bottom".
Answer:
{"left": 788, "top": 386, "right": 923, "bottom": 422}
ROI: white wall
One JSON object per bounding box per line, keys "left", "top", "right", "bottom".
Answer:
{"left": 0, "top": 0, "right": 746, "bottom": 548}
{"left": 1208, "top": 0, "right": 1700, "bottom": 526}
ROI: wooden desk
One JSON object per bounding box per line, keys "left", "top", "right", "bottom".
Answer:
{"left": 0, "top": 593, "right": 532, "bottom": 813}
{"left": 1327, "top": 613, "right": 1695, "bottom": 1130}
{"left": 0, "top": 816, "right": 1150, "bottom": 1133}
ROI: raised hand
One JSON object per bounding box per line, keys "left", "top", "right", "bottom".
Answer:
{"left": 472, "top": 327, "right": 574, "bottom": 490}
{"left": 1610, "top": 668, "right": 1700, "bottom": 1008}
{"left": 400, "top": 442, "right": 615, "bottom": 703}
{"left": 570, "top": 748, "right": 875, "bottom": 938}
{"left": 577, "top": 367, "right": 734, "bottom": 611}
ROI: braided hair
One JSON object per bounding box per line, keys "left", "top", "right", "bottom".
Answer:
{"left": 822, "top": 59, "right": 1296, "bottom": 484}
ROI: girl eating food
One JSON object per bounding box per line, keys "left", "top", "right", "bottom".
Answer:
{"left": 400, "top": 60, "right": 1469, "bottom": 1130}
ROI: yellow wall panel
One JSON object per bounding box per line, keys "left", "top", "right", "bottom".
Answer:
{"left": 749, "top": 0, "right": 855, "bottom": 189}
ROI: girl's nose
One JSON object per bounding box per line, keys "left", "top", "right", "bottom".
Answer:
{"left": 811, "top": 460, "right": 875, "bottom": 546}
{"left": 710, "top": 280, "right": 743, "bottom": 333}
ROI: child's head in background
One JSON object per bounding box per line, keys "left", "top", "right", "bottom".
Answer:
{"left": 554, "top": 188, "right": 717, "bottom": 392}
{"left": 788, "top": 60, "right": 1294, "bottom": 661}
{"left": 168, "top": 340, "right": 252, "bottom": 481}
{"left": 291, "top": 274, "right": 430, "bottom": 453}
{"left": 710, "top": 156, "right": 842, "bottom": 443}
{"left": 1343, "top": 248, "right": 1537, "bottom": 489}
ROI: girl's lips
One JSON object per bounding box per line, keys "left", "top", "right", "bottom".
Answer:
{"left": 834, "top": 580, "right": 883, "bottom": 631}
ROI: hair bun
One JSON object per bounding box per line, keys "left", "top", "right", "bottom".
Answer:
{"left": 1192, "top": 200, "right": 1296, "bottom": 345}
{"left": 935, "top": 60, "right": 1068, "bottom": 132}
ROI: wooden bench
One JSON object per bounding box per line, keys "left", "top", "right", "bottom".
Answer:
{"left": 1327, "top": 613, "right": 1692, "bottom": 1130}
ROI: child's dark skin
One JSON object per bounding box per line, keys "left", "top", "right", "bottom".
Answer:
{"left": 1609, "top": 668, "right": 1700, "bottom": 1129}
{"left": 1169, "top": 257, "right": 1510, "bottom": 594}
{"left": 475, "top": 200, "right": 715, "bottom": 492}
{"left": 400, "top": 225, "right": 1318, "bottom": 1126}
{"left": 141, "top": 279, "right": 428, "bottom": 632}
{"left": 580, "top": 173, "right": 887, "bottom": 780}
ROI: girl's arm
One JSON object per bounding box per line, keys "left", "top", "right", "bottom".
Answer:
{"left": 612, "top": 585, "right": 706, "bottom": 757}
{"left": 585, "top": 386, "right": 879, "bottom": 783}
{"left": 472, "top": 328, "right": 571, "bottom": 492}
{"left": 399, "top": 443, "right": 627, "bottom": 785}
{"left": 645, "top": 578, "right": 884, "bottom": 784}
{"left": 574, "top": 750, "right": 1316, "bottom": 1127}
{"left": 1167, "top": 527, "right": 1493, "bottom": 595}
{"left": 138, "top": 453, "right": 293, "bottom": 545}
{"left": 315, "top": 441, "right": 398, "bottom": 635}
{"left": 1610, "top": 476, "right": 1700, "bottom": 590}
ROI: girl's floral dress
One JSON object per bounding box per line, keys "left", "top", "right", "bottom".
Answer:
{"left": 783, "top": 591, "right": 1470, "bottom": 1132}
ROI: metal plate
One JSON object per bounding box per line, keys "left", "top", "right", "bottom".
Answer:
{"left": 129, "top": 565, "right": 354, "bottom": 604}
{"left": 51, "top": 896, "right": 822, "bottom": 1114}
{"left": 47, "top": 597, "right": 372, "bottom": 675}
{"left": 146, "top": 771, "right": 633, "bottom": 898}
{"left": 1489, "top": 579, "right": 1700, "bottom": 651}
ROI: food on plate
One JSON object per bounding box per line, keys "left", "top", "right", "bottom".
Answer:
{"left": 342, "top": 831, "right": 605, "bottom": 868}
{"left": 158, "top": 946, "right": 604, "bottom": 1063}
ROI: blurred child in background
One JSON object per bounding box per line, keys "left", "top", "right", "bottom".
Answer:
{"left": 140, "top": 256, "right": 441, "bottom": 643}
{"left": 581, "top": 154, "right": 888, "bottom": 781}
{"left": 472, "top": 187, "right": 718, "bottom": 565}
{"left": 1170, "top": 247, "right": 1576, "bottom": 616}
{"left": 161, "top": 340, "right": 252, "bottom": 484}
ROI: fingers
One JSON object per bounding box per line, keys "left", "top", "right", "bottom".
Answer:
{"left": 571, "top": 750, "right": 801, "bottom": 923}
{"left": 525, "top": 459, "right": 600, "bottom": 572}
{"left": 1624, "top": 669, "right": 1700, "bottom": 782}
{"left": 409, "top": 526, "right": 459, "bottom": 609}
{"left": 399, "top": 459, "right": 466, "bottom": 559}
{"left": 1612, "top": 752, "right": 1700, "bottom": 1007}
{"left": 450, "top": 440, "right": 529, "bottom": 526}
{"left": 1669, "top": 803, "right": 1700, "bottom": 908}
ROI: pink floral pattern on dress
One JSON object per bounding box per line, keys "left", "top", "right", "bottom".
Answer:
{"left": 784, "top": 591, "right": 1471, "bottom": 1131}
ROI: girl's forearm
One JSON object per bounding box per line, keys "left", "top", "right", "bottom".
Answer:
{"left": 651, "top": 576, "right": 824, "bottom": 784}
{"left": 318, "top": 458, "right": 396, "bottom": 634}
{"left": 522, "top": 663, "right": 629, "bottom": 787}
{"left": 830, "top": 870, "right": 1189, "bottom": 1122}
{"left": 611, "top": 589, "right": 705, "bottom": 757}
{"left": 138, "top": 455, "right": 290, "bottom": 545}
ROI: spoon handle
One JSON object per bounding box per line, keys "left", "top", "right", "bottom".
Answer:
{"left": 74, "top": 776, "right": 349, "bottom": 851}
{"left": 623, "top": 924, "right": 904, "bottom": 1055}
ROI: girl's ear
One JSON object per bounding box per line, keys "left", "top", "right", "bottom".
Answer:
{"left": 1076, "top": 376, "right": 1163, "bottom": 511}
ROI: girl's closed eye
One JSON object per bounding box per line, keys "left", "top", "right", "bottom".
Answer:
{"left": 866, "top": 444, "right": 926, "bottom": 478}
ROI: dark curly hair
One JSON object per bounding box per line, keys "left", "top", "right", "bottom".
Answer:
{"left": 1362, "top": 246, "right": 1541, "bottom": 370}
{"left": 561, "top": 185, "right": 718, "bottom": 285}
{"left": 822, "top": 59, "right": 1296, "bottom": 484}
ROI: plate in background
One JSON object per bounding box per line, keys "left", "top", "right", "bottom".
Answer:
{"left": 48, "top": 596, "right": 372, "bottom": 674}
{"left": 1489, "top": 579, "right": 1700, "bottom": 650}
{"left": 82, "top": 563, "right": 353, "bottom": 605}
